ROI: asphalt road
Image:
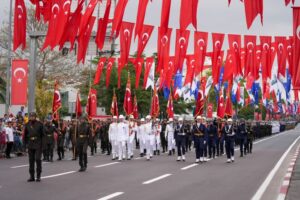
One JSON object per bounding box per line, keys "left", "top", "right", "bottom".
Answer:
{"left": 1, "top": 127, "right": 300, "bottom": 200}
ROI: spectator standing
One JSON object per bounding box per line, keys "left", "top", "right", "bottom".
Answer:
{"left": 5, "top": 120, "right": 14, "bottom": 158}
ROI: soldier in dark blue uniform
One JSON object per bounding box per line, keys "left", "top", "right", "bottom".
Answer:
{"left": 43, "top": 117, "right": 55, "bottom": 162}
{"left": 192, "top": 116, "right": 208, "bottom": 163}
{"left": 77, "top": 116, "right": 91, "bottom": 172}
{"left": 237, "top": 119, "right": 247, "bottom": 157}
{"left": 174, "top": 118, "right": 187, "bottom": 161}
{"left": 24, "top": 113, "right": 44, "bottom": 182}
{"left": 56, "top": 120, "right": 66, "bottom": 160}
{"left": 207, "top": 119, "right": 218, "bottom": 159}
{"left": 222, "top": 118, "right": 235, "bottom": 163}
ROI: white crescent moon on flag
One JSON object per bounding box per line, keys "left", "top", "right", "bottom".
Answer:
{"left": 263, "top": 43, "right": 270, "bottom": 50}
{"left": 178, "top": 37, "right": 186, "bottom": 48}
{"left": 278, "top": 43, "right": 284, "bottom": 51}
{"left": 63, "top": 0, "right": 71, "bottom": 14}
{"left": 190, "top": 59, "right": 195, "bottom": 67}
{"left": 247, "top": 42, "right": 254, "bottom": 50}
{"left": 197, "top": 39, "right": 205, "bottom": 47}
{"left": 142, "top": 33, "right": 149, "bottom": 42}
{"left": 232, "top": 41, "right": 238, "bottom": 48}
{"left": 17, "top": 5, "right": 24, "bottom": 13}
{"left": 161, "top": 36, "right": 169, "bottom": 46}
{"left": 14, "top": 67, "right": 26, "bottom": 78}
{"left": 91, "top": 94, "right": 97, "bottom": 99}
{"left": 52, "top": 4, "right": 60, "bottom": 14}
{"left": 215, "top": 41, "right": 221, "bottom": 48}
{"left": 297, "top": 25, "right": 300, "bottom": 40}
{"left": 124, "top": 29, "right": 130, "bottom": 38}
{"left": 55, "top": 91, "right": 61, "bottom": 102}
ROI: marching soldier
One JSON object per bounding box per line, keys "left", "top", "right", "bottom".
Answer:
{"left": 145, "top": 115, "right": 154, "bottom": 161}
{"left": 160, "top": 119, "right": 168, "bottom": 153}
{"left": 137, "top": 118, "right": 146, "bottom": 157}
{"left": 89, "top": 121, "right": 97, "bottom": 156}
{"left": 207, "top": 119, "right": 218, "bottom": 159}
{"left": 117, "top": 115, "right": 129, "bottom": 161}
{"left": 56, "top": 120, "right": 66, "bottom": 160}
{"left": 77, "top": 116, "right": 91, "bottom": 172}
{"left": 166, "top": 118, "right": 175, "bottom": 156}
{"left": 223, "top": 118, "right": 235, "bottom": 163}
{"left": 128, "top": 115, "right": 137, "bottom": 160}
{"left": 43, "top": 117, "right": 55, "bottom": 162}
{"left": 192, "top": 116, "right": 208, "bottom": 163}
{"left": 185, "top": 121, "right": 193, "bottom": 152}
{"left": 245, "top": 120, "right": 254, "bottom": 154}
{"left": 216, "top": 119, "right": 225, "bottom": 156}
{"left": 109, "top": 116, "right": 118, "bottom": 160}
{"left": 174, "top": 118, "right": 187, "bottom": 161}
{"left": 24, "top": 112, "right": 44, "bottom": 182}
{"left": 153, "top": 119, "right": 161, "bottom": 155}
{"left": 237, "top": 119, "right": 247, "bottom": 157}
{"left": 69, "top": 119, "right": 77, "bottom": 160}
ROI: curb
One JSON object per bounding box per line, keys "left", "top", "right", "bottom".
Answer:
{"left": 277, "top": 145, "right": 300, "bottom": 200}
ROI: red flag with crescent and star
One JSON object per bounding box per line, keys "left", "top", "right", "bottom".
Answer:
{"left": 52, "top": 81, "right": 62, "bottom": 121}
{"left": 260, "top": 36, "right": 272, "bottom": 81}
{"left": 184, "top": 55, "right": 196, "bottom": 86}
{"left": 106, "top": 58, "right": 115, "bottom": 88}
{"left": 244, "top": 35, "right": 257, "bottom": 77}
{"left": 217, "top": 87, "right": 226, "bottom": 119}
{"left": 180, "top": 0, "right": 198, "bottom": 30}
{"left": 275, "top": 36, "right": 287, "bottom": 78}
{"left": 212, "top": 33, "right": 225, "bottom": 84}
{"left": 111, "top": 0, "right": 128, "bottom": 38}
{"left": 228, "top": 34, "right": 242, "bottom": 76}
{"left": 120, "top": 21, "right": 135, "bottom": 65}
{"left": 133, "top": 94, "right": 139, "bottom": 119}
{"left": 13, "top": 0, "right": 27, "bottom": 51}
{"left": 11, "top": 60, "right": 28, "bottom": 105}
{"left": 167, "top": 92, "right": 174, "bottom": 118}
{"left": 111, "top": 90, "right": 119, "bottom": 117}
{"left": 131, "top": 58, "right": 144, "bottom": 89}
{"left": 86, "top": 88, "right": 97, "bottom": 118}
{"left": 157, "top": 27, "right": 172, "bottom": 73}
{"left": 150, "top": 86, "right": 160, "bottom": 118}
{"left": 123, "top": 74, "right": 133, "bottom": 116}
{"left": 175, "top": 29, "right": 190, "bottom": 72}
{"left": 194, "top": 88, "right": 205, "bottom": 117}
{"left": 293, "top": 7, "right": 300, "bottom": 88}
{"left": 194, "top": 31, "right": 208, "bottom": 76}
{"left": 207, "top": 103, "right": 213, "bottom": 118}
{"left": 136, "top": 24, "right": 154, "bottom": 58}
{"left": 79, "top": 0, "right": 98, "bottom": 36}
{"left": 94, "top": 57, "right": 107, "bottom": 85}
{"left": 134, "top": 0, "right": 151, "bottom": 39}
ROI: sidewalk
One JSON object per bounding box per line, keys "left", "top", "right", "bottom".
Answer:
{"left": 286, "top": 146, "right": 300, "bottom": 200}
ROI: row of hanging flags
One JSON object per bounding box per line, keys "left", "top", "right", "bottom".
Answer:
{"left": 12, "top": 0, "right": 300, "bottom": 119}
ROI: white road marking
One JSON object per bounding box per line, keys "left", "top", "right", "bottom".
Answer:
{"left": 181, "top": 163, "right": 198, "bottom": 170}
{"left": 143, "top": 174, "right": 172, "bottom": 185}
{"left": 10, "top": 162, "right": 49, "bottom": 169}
{"left": 134, "top": 157, "right": 142, "bottom": 160}
{"left": 251, "top": 135, "right": 300, "bottom": 200}
{"left": 94, "top": 162, "right": 119, "bottom": 168}
{"left": 97, "top": 192, "right": 124, "bottom": 200}
{"left": 282, "top": 180, "right": 290, "bottom": 186}
{"left": 41, "top": 171, "right": 76, "bottom": 179}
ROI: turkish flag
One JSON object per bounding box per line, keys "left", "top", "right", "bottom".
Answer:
{"left": 94, "top": 57, "right": 107, "bottom": 85}
{"left": 225, "top": 95, "right": 233, "bottom": 117}
{"left": 13, "top": 0, "right": 27, "bottom": 51}
{"left": 106, "top": 58, "right": 115, "bottom": 88}
{"left": 42, "top": 0, "right": 63, "bottom": 50}
{"left": 207, "top": 103, "right": 213, "bottom": 118}
{"left": 52, "top": 81, "right": 62, "bottom": 120}
{"left": 293, "top": 7, "right": 300, "bottom": 88}
{"left": 194, "top": 31, "right": 208, "bottom": 76}
{"left": 286, "top": 37, "right": 294, "bottom": 78}
{"left": 184, "top": 55, "right": 196, "bottom": 86}
{"left": 217, "top": 90, "right": 226, "bottom": 119}
{"left": 224, "top": 50, "right": 235, "bottom": 84}
{"left": 75, "top": 92, "right": 82, "bottom": 117}
{"left": 79, "top": 0, "right": 98, "bottom": 36}
{"left": 275, "top": 37, "right": 287, "bottom": 77}
{"left": 111, "top": 0, "right": 128, "bottom": 38}
{"left": 167, "top": 93, "right": 174, "bottom": 118}
{"left": 132, "top": 58, "right": 144, "bottom": 89}
{"left": 157, "top": 27, "right": 172, "bottom": 73}
{"left": 243, "top": 0, "right": 263, "bottom": 29}
{"left": 77, "top": 16, "right": 96, "bottom": 64}
{"left": 194, "top": 89, "right": 205, "bottom": 117}
{"left": 160, "top": 0, "right": 171, "bottom": 33}
{"left": 95, "top": 0, "right": 112, "bottom": 50}
{"left": 143, "top": 57, "right": 154, "bottom": 89}
{"left": 136, "top": 24, "right": 154, "bottom": 58}
{"left": 254, "top": 45, "right": 262, "bottom": 79}
{"left": 244, "top": 35, "right": 256, "bottom": 77}
{"left": 111, "top": 91, "right": 119, "bottom": 117}
{"left": 86, "top": 88, "right": 97, "bottom": 118}
{"left": 228, "top": 34, "right": 242, "bottom": 76}
{"left": 123, "top": 76, "right": 133, "bottom": 115}
{"left": 150, "top": 86, "right": 160, "bottom": 118}
{"left": 212, "top": 33, "right": 225, "bottom": 84}
{"left": 59, "top": 1, "right": 83, "bottom": 51}
{"left": 161, "top": 56, "right": 175, "bottom": 89}
{"left": 260, "top": 36, "right": 272, "bottom": 81}
{"left": 120, "top": 21, "right": 135, "bottom": 65}
{"left": 180, "top": 0, "right": 198, "bottom": 30}
{"left": 11, "top": 60, "right": 28, "bottom": 105}
{"left": 133, "top": 94, "right": 139, "bottom": 119}
{"left": 175, "top": 29, "right": 190, "bottom": 72}
{"left": 134, "top": 0, "right": 151, "bottom": 39}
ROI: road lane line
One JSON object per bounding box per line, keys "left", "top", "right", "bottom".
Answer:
{"left": 10, "top": 162, "right": 49, "bottom": 169}
{"left": 41, "top": 171, "right": 76, "bottom": 179}
{"left": 97, "top": 192, "right": 124, "bottom": 200}
{"left": 181, "top": 163, "right": 198, "bottom": 170}
{"left": 143, "top": 174, "right": 172, "bottom": 185}
{"left": 251, "top": 135, "right": 300, "bottom": 200}
{"left": 94, "top": 162, "right": 119, "bottom": 168}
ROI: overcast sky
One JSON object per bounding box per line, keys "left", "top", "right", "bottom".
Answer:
{"left": 0, "top": 0, "right": 298, "bottom": 56}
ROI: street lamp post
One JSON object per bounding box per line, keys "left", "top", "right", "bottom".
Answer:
{"left": 6, "top": 0, "right": 13, "bottom": 114}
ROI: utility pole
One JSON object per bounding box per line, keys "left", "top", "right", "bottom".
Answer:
{"left": 6, "top": 0, "right": 13, "bottom": 114}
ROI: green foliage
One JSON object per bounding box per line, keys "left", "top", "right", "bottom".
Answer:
{"left": 35, "top": 80, "right": 53, "bottom": 119}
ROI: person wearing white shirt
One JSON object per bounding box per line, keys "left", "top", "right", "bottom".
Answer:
{"left": 117, "top": 115, "right": 129, "bottom": 161}
{"left": 137, "top": 118, "right": 146, "bottom": 157}
{"left": 5, "top": 121, "right": 14, "bottom": 158}
{"left": 166, "top": 118, "right": 175, "bottom": 156}
{"left": 128, "top": 115, "right": 137, "bottom": 160}
{"left": 145, "top": 115, "right": 154, "bottom": 160}
{"left": 108, "top": 116, "right": 118, "bottom": 160}
{"left": 153, "top": 119, "right": 162, "bottom": 155}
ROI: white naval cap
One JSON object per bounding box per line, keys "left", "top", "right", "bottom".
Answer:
{"left": 227, "top": 118, "right": 233, "bottom": 122}
{"left": 129, "top": 115, "right": 134, "bottom": 119}
{"left": 113, "top": 116, "right": 117, "bottom": 119}
{"left": 168, "top": 118, "right": 173, "bottom": 122}
{"left": 196, "top": 116, "right": 202, "bottom": 120}
{"left": 140, "top": 118, "right": 145, "bottom": 122}
{"left": 119, "top": 115, "right": 125, "bottom": 119}
{"left": 178, "top": 117, "right": 183, "bottom": 121}
{"left": 146, "top": 115, "right": 151, "bottom": 120}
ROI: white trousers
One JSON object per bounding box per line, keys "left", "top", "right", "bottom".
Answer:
{"left": 111, "top": 140, "right": 118, "bottom": 159}
{"left": 118, "top": 141, "right": 126, "bottom": 160}
{"left": 168, "top": 138, "right": 175, "bottom": 151}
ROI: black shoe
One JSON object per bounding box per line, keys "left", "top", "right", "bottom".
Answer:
{"left": 57, "top": 158, "right": 62, "bottom": 161}
{"left": 78, "top": 167, "right": 85, "bottom": 172}
{"left": 131, "top": 155, "right": 133, "bottom": 159}
{"left": 72, "top": 158, "right": 76, "bottom": 161}
{"left": 168, "top": 151, "right": 172, "bottom": 156}
{"left": 140, "top": 153, "right": 144, "bottom": 157}
{"left": 154, "top": 151, "right": 157, "bottom": 155}
{"left": 36, "top": 177, "right": 41, "bottom": 182}
{"left": 27, "top": 178, "right": 35, "bottom": 182}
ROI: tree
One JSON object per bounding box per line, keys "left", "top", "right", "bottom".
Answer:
{"left": 35, "top": 80, "right": 53, "bottom": 119}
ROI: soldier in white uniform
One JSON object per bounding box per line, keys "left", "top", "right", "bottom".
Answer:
{"left": 137, "top": 118, "right": 146, "bottom": 157}
{"left": 117, "top": 115, "right": 129, "bottom": 161}
{"left": 153, "top": 119, "right": 161, "bottom": 155}
{"left": 108, "top": 116, "right": 118, "bottom": 160}
{"left": 166, "top": 118, "right": 175, "bottom": 156}
{"left": 145, "top": 115, "right": 154, "bottom": 160}
{"left": 128, "top": 115, "right": 137, "bottom": 160}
